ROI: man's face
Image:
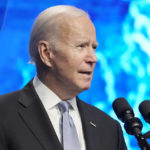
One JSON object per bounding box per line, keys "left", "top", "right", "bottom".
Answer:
{"left": 50, "top": 15, "right": 98, "bottom": 94}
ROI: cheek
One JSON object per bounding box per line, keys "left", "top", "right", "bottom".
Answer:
{"left": 57, "top": 61, "right": 81, "bottom": 83}
{"left": 52, "top": 57, "right": 76, "bottom": 80}
{"left": 51, "top": 48, "right": 86, "bottom": 77}
{"left": 56, "top": 56, "right": 81, "bottom": 73}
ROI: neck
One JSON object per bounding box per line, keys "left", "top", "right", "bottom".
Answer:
{"left": 37, "top": 73, "right": 80, "bottom": 101}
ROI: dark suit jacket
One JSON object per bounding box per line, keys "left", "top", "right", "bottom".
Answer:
{"left": 0, "top": 80, "right": 127, "bottom": 150}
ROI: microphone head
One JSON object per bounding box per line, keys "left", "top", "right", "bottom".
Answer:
{"left": 139, "top": 100, "right": 150, "bottom": 123}
{"left": 112, "top": 97, "right": 134, "bottom": 122}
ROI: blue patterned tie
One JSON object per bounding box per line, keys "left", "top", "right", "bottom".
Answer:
{"left": 58, "top": 101, "right": 81, "bottom": 150}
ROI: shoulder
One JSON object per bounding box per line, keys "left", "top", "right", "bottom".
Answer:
{"left": 0, "top": 91, "right": 20, "bottom": 115}
{"left": 0, "top": 80, "right": 34, "bottom": 112}
{"left": 0, "top": 91, "right": 20, "bottom": 106}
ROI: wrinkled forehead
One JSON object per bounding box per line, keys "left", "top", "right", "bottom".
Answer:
{"left": 56, "top": 15, "right": 97, "bottom": 42}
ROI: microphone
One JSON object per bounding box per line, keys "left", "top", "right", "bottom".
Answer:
{"left": 113, "top": 97, "right": 150, "bottom": 149}
{"left": 139, "top": 100, "right": 150, "bottom": 124}
{"left": 112, "top": 97, "right": 143, "bottom": 136}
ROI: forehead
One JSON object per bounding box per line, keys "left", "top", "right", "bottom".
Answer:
{"left": 56, "top": 15, "right": 97, "bottom": 43}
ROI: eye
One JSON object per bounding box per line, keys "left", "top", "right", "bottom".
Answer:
{"left": 92, "top": 45, "right": 97, "bottom": 50}
{"left": 77, "top": 43, "right": 86, "bottom": 48}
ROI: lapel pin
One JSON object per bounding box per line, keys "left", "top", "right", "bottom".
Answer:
{"left": 90, "top": 121, "right": 96, "bottom": 127}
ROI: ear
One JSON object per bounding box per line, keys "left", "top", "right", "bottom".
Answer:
{"left": 38, "top": 40, "right": 52, "bottom": 67}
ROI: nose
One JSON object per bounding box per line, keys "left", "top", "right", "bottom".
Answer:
{"left": 86, "top": 49, "right": 97, "bottom": 65}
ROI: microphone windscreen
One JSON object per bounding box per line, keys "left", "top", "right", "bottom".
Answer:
{"left": 139, "top": 100, "right": 150, "bottom": 123}
{"left": 112, "top": 97, "right": 133, "bottom": 122}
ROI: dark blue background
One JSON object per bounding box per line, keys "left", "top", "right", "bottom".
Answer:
{"left": 1, "top": 0, "right": 150, "bottom": 149}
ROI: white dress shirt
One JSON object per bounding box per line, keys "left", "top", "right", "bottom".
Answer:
{"left": 33, "top": 76, "right": 86, "bottom": 150}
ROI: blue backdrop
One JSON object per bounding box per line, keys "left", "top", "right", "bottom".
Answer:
{"left": 0, "top": 0, "right": 150, "bottom": 149}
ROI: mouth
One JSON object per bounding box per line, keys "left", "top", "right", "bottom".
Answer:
{"left": 78, "top": 71, "right": 92, "bottom": 76}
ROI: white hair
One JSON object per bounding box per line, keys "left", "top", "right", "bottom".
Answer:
{"left": 29, "top": 5, "right": 89, "bottom": 66}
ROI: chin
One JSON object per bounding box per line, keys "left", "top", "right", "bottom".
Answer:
{"left": 78, "top": 83, "right": 91, "bottom": 91}
{"left": 83, "top": 86, "right": 90, "bottom": 91}
{"left": 72, "top": 80, "right": 92, "bottom": 93}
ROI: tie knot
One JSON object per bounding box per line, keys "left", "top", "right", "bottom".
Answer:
{"left": 58, "top": 101, "right": 70, "bottom": 113}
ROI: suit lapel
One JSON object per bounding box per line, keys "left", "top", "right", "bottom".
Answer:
{"left": 77, "top": 98, "right": 104, "bottom": 150}
{"left": 18, "top": 81, "right": 62, "bottom": 150}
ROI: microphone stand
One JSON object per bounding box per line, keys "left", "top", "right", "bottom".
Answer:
{"left": 124, "top": 118, "right": 150, "bottom": 150}
{"left": 134, "top": 131, "right": 150, "bottom": 150}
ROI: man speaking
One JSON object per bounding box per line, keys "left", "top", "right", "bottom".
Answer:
{"left": 0, "top": 5, "right": 127, "bottom": 150}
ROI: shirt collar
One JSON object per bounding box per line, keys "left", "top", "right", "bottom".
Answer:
{"left": 68, "top": 97, "right": 78, "bottom": 111}
{"left": 33, "top": 76, "right": 78, "bottom": 111}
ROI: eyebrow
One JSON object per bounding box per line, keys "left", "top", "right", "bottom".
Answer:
{"left": 77, "top": 40, "right": 98, "bottom": 45}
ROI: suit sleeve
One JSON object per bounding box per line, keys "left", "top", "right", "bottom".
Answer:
{"left": 116, "top": 121, "right": 127, "bottom": 150}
